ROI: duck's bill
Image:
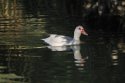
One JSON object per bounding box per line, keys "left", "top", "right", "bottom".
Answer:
{"left": 81, "top": 31, "right": 88, "bottom": 35}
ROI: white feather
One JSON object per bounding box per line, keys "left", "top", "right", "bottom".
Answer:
{"left": 41, "top": 26, "right": 88, "bottom": 46}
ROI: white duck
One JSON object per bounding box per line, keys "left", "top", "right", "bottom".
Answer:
{"left": 42, "top": 25, "right": 88, "bottom": 46}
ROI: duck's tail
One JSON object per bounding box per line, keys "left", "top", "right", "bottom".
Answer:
{"left": 41, "top": 38, "right": 45, "bottom": 41}
{"left": 41, "top": 38, "right": 48, "bottom": 43}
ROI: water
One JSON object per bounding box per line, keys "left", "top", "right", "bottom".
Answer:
{"left": 0, "top": 16, "right": 125, "bottom": 83}
{"left": 0, "top": 36, "right": 125, "bottom": 83}
{"left": 0, "top": 0, "right": 125, "bottom": 83}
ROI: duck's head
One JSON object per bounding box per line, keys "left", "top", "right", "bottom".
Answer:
{"left": 75, "top": 25, "right": 88, "bottom": 36}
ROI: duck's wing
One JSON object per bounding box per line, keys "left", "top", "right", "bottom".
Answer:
{"left": 42, "top": 34, "right": 73, "bottom": 46}
{"left": 51, "top": 34, "right": 72, "bottom": 43}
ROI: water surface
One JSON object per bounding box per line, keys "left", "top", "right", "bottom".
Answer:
{"left": 0, "top": 35, "right": 125, "bottom": 83}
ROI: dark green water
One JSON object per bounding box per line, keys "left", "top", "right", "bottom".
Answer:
{"left": 0, "top": 34, "right": 125, "bottom": 83}
{"left": 0, "top": 0, "right": 125, "bottom": 83}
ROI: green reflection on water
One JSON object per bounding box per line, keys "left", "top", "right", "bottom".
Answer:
{"left": 0, "top": 38, "right": 125, "bottom": 83}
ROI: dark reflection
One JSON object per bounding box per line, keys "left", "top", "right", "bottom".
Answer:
{"left": 1, "top": 0, "right": 125, "bottom": 83}
{"left": 0, "top": 39, "right": 125, "bottom": 83}
{"left": 48, "top": 45, "right": 86, "bottom": 71}
{"left": 0, "top": 45, "right": 26, "bottom": 82}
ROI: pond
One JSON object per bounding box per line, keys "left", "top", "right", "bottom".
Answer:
{"left": 0, "top": 0, "right": 125, "bottom": 83}
{"left": 0, "top": 31, "right": 125, "bottom": 83}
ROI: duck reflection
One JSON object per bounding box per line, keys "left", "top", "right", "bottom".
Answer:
{"left": 47, "top": 46, "right": 71, "bottom": 51}
{"left": 47, "top": 45, "right": 86, "bottom": 70}
{"left": 72, "top": 45, "right": 85, "bottom": 69}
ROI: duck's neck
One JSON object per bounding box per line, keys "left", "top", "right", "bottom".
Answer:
{"left": 72, "top": 32, "right": 81, "bottom": 45}
{"left": 73, "top": 32, "right": 81, "bottom": 41}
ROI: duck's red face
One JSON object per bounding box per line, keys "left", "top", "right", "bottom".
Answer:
{"left": 78, "top": 26, "right": 88, "bottom": 35}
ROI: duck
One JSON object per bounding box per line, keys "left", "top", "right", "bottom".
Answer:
{"left": 41, "top": 25, "right": 88, "bottom": 46}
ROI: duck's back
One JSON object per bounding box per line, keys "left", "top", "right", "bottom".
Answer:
{"left": 42, "top": 34, "right": 73, "bottom": 46}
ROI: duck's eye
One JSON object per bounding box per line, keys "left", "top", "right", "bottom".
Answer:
{"left": 79, "top": 28, "right": 81, "bottom": 30}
